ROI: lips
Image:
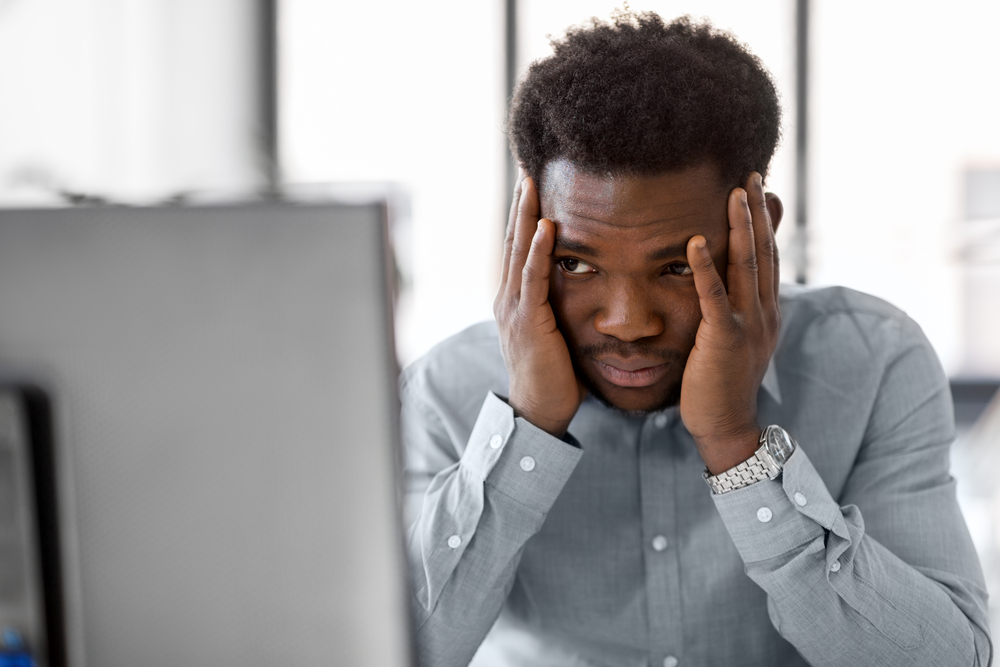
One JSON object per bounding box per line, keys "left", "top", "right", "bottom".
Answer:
{"left": 594, "top": 357, "right": 671, "bottom": 388}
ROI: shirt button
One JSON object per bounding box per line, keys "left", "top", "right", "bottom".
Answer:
{"left": 653, "top": 413, "right": 669, "bottom": 428}
{"left": 489, "top": 434, "right": 503, "bottom": 449}
{"left": 519, "top": 456, "right": 536, "bottom": 472}
{"left": 756, "top": 507, "right": 773, "bottom": 523}
{"left": 447, "top": 535, "right": 461, "bottom": 549}
{"left": 651, "top": 535, "right": 669, "bottom": 552}
{"left": 794, "top": 492, "right": 807, "bottom": 506}
{"left": 664, "top": 656, "right": 679, "bottom": 667}
{"left": 830, "top": 560, "right": 841, "bottom": 573}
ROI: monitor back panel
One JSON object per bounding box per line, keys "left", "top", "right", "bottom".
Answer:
{"left": 0, "top": 203, "right": 411, "bottom": 667}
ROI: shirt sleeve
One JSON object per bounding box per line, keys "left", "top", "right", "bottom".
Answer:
{"left": 711, "top": 320, "right": 992, "bottom": 666}
{"left": 402, "top": 389, "right": 582, "bottom": 667}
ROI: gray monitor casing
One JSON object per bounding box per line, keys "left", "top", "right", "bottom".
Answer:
{"left": 0, "top": 202, "right": 412, "bottom": 667}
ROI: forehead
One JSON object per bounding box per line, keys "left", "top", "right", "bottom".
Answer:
{"left": 538, "top": 159, "right": 728, "bottom": 244}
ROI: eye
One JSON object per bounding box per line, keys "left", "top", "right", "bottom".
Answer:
{"left": 663, "top": 262, "right": 692, "bottom": 276}
{"left": 558, "top": 258, "right": 596, "bottom": 275}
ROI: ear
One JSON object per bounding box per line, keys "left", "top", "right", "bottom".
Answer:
{"left": 764, "top": 192, "right": 783, "bottom": 234}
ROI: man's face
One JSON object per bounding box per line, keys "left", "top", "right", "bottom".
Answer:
{"left": 540, "top": 159, "right": 731, "bottom": 414}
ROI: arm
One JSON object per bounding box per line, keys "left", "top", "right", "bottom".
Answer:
{"left": 685, "top": 173, "right": 990, "bottom": 664}
{"left": 402, "top": 386, "right": 581, "bottom": 667}
{"left": 403, "top": 175, "right": 587, "bottom": 666}
{"left": 710, "top": 320, "right": 991, "bottom": 666}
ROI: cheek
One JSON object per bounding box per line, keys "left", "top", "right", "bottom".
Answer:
{"left": 548, "top": 277, "right": 592, "bottom": 337}
{"left": 673, "top": 292, "right": 703, "bottom": 342}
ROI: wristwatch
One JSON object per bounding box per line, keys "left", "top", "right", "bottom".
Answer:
{"left": 703, "top": 425, "right": 797, "bottom": 495}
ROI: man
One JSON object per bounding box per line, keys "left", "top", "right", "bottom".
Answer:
{"left": 401, "top": 12, "right": 991, "bottom": 667}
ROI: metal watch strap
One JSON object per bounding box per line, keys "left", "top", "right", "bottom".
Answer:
{"left": 703, "top": 427, "right": 787, "bottom": 495}
{"left": 703, "top": 450, "right": 772, "bottom": 495}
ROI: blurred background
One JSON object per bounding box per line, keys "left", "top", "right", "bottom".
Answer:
{"left": 0, "top": 0, "right": 998, "bottom": 644}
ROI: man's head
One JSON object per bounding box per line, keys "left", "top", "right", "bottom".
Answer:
{"left": 507, "top": 12, "right": 783, "bottom": 414}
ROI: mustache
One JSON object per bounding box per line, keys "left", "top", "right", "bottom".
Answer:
{"left": 575, "top": 340, "right": 685, "bottom": 365}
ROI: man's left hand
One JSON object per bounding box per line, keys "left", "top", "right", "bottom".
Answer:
{"left": 680, "top": 172, "right": 781, "bottom": 475}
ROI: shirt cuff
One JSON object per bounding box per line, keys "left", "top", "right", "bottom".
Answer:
{"left": 460, "top": 392, "right": 583, "bottom": 515}
{"left": 711, "top": 446, "right": 848, "bottom": 562}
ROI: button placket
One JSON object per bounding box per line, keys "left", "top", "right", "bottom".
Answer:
{"left": 639, "top": 414, "right": 684, "bottom": 662}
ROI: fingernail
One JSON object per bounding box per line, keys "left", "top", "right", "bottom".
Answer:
{"left": 693, "top": 236, "right": 706, "bottom": 250}
{"left": 535, "top": 220, "right": 544, "bottom": 236}
{"left": 754, "top": 173, "right": 763, "bottom": 188}
{"left": 740, "top": 190, "right": 748, "bottom": 205}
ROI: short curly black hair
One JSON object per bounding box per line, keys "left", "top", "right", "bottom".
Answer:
{"left": 508, "top": 11, "right": 781, "bottom": 189}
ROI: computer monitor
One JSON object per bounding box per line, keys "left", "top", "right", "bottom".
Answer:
{"left": 0, "top": 202, "right": 413, "bottom": 667}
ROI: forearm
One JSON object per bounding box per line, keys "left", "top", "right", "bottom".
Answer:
{"left": 713, "top": 447, "right": 991, "bottom": 666}
{"left": 406, "top": 392, "right": 582, "bottom": 667}
{"left": 755, "top": 527, "right": 983, "bottom": 666}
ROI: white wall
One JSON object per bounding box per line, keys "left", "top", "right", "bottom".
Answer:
{"left": 810, "top": 1, "right": 1000, "bottom": 375}
{"left": 0, "top": 0, "right": 263, "bottom": 205}
{"left": 281, "top": 0, "right": 507, "bottom": 366}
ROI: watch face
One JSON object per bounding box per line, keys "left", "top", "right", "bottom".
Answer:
{"left": 765, "top": 426, "right": 795, "bottom": 464}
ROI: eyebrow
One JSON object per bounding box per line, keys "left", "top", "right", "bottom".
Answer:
{"left": 554, "top": 237, "right": 690, "bottom": 262}
{"left": 553, "top": 237, "right": 601, "bottom": 257}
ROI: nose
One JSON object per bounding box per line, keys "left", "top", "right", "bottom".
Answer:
{"left": 593, "top": 280, "right": 664, "bottom": 342}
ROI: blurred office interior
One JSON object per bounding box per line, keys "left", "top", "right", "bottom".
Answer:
{"left": 1, "top": 0, "right": 999, "bottom": 646}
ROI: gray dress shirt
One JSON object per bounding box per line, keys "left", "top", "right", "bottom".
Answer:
{"left": 400, "top": 284, "right": 992, "bottom": 667}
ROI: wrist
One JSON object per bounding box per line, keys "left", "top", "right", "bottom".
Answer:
{"left": 695, "top": 424, "right": 762, "bottom": 476}
{"left": 517, "top": 414, "right": 570, "bottom": 438}
{"left": 507, "top": 400, "right": 571, "bottom": 438}
{"left": 508, "top": 384, "right": 581, "bottom": 438}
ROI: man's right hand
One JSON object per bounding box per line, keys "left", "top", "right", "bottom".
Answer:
{"left": 493, "top": 176, "right": 586, "bottom": 437}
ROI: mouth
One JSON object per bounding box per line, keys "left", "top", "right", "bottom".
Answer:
{"left": 593, "top": 357, "right": 671, "bottom": 388}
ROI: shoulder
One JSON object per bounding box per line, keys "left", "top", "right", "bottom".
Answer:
{"left": 771, "top": 285, "right": 952, "bottom": 485}
{"left": 399, "top": 320, "right": 509, "bottom": 415}
{"left": 777, "top": 283, "right": 930, "bottom": 360}
{"left": 779, "top": 282, "right": 911, "bottom": 323}
{"left": 773, "top": 284, "right": 947, "bottom": 433}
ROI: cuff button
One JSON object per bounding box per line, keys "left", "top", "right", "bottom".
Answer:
{"left": 756, "top": 507, "right": 773, "bottom": 523}
{"left": 793, "top": 492, "right": 807, "bottom": 506}
{"left": 519, "top": 456, "right": 536, "bottom": 472}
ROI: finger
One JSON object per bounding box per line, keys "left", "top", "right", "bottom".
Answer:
{"left": 747, "top": 172, "right": 776, "bottom": 309}
{"left": 506, "top": 176, "right": 541, "bottom": 299}
{"left": 688, "top": 235, "right": 734, "bottom": 328}
{"left": 520, "top": 218, "right": 555, "bottom": 309}
{"left": 500, "top": 174, "right": 524, "bottom": 288}
{"left": 726, "top": 185, "right": 759, "bottom": 311}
